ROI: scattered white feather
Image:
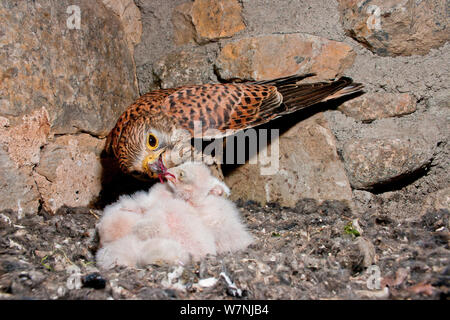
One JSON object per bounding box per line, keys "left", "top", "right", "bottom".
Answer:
{"left": 161, "top": 266, "right": 186, "bottom": 291}
{"left": 66, "top": 265, "right": 82, "bottom": 290}
{"left": 197, "top": 277, "right": 218, "bottom": 288}
{"left": 9, "top": 239, "right": 23, "bottom": 250}
{"left": 17, "top": 200, "right": 23, "bottom": 220}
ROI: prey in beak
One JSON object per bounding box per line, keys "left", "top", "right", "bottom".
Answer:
{"left": 145, "top": 155, "right": 175, "bottom": 183}
{"left": 156, "top": 158, "right": 176, "bottom": 183}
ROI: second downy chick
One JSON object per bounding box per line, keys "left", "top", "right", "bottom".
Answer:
{"left": 166, "top": 162, "right": 254, "bottom": 254}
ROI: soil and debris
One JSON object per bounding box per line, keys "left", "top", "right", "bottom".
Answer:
{"left": 0, "top": 196, "right": 448, "bottom": 300}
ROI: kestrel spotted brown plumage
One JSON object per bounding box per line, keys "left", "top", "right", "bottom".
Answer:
{"left": 106, "top": 74, "right": 363, "bottom": 181}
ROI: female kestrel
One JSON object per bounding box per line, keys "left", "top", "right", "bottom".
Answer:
{"left": 106, "top": 74, "right": 363, "bottom": 181}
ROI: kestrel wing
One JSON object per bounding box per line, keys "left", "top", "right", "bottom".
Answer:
{"left": 106, "top": 88, "right": 178, "bottom": 157}
{"left": 160, "top": 83, "right": 285, "bottom": 138}
{"left": 161, "top": 75, "right": 362, "bottom": 139}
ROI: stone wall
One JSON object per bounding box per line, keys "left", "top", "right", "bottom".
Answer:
{"left": 1, "top": 0, "right": 448, "bottom": 215}
{"left": 0, "top": 0, "right": 140, "bottom": 213}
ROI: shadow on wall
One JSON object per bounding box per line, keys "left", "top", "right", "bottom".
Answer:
{"left": 222, "top": 91, "right": 364, "bottom": 177}
{"left": 93, "top": 154, "right": 156, "bottom": 209}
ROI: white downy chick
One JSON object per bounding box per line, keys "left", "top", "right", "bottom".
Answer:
{"left": 166, "top": 162, "right": 230, "bottom": 204}
{"left": 133, "top": 199, "right": 217, "bottom": 260}
{"left": 166, "top": 162, "right": 253, "bottom": 254}
{"left": 96, "top": 161, "right": 252, "bottom": 269}
{"left": 96, "top": 176, "right": 217, "bottom": 269}
{"left": 96, "top": 234, "right": 191, "bottom": 269}
{"left": 96, "top": 200, "right": 216, "bottom": 269}
{"left": 97, "top": 183, "right": 172, "bottom": 245}
{"left": 195, "top": 195, "right": 254, "bottom": 254}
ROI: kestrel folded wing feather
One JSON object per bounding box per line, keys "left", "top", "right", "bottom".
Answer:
{"left": 160, "top": 74, "right": 362, "bottom": 139}
{"left": 160, "top": 83, "right": 281, "bottom": 138}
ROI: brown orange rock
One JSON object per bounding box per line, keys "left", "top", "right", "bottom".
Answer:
{"left": 338, "top": 93, "right": 417, "bottom": 122}
{"left": 0, "top": 108, "right": 52, "bottom": 214}
{"left": 338, "top": 0, "right": 450, "bottom": 56}
{"left": 0, "top": 149, "right": 40, "bottom": 215}
{"left": 0, "top": 0, "right": 138, "bottom": 136}
{"left": 173, "top": 0, "right": 245, "bottom": 45}
{"left": 310, "top": 40, "right": 356, "bottom": 80}
{"left": 215, "top": 33, "right": 355, "bottom": 81}
{"left": 0, "top": 109, "right": 51, "bottom": 214}
{"left": 0, "top": 108, "right": 51, "bottom": 168}
{"left": 0, "top": 111, "right": 106, "bottom": 214}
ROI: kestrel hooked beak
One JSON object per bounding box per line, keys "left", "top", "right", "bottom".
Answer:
{"left": 105, "top": 74, "right": 363, "bottom": 180}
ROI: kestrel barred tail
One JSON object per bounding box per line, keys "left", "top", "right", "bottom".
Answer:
{"left": 106, "top": 73, "right": 363, "bottom": 180}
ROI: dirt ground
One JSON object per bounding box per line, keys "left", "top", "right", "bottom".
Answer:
{"left": 0, "top": 193, "right": 448, "bottom": 300}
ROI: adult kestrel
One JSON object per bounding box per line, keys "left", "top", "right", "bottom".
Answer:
{"left": 106, "top": 73, "right": 363, "bottom": 181}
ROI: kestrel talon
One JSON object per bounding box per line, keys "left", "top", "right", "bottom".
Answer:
{"left": 106, "top": 73, "right": 363, "bottom": 180}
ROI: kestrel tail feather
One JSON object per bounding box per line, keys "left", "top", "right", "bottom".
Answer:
{"left": 266, "top": 75, "right": 363, "bottom": 117}
{"left": 321, "top": 80, "right": 365, "bottom": 102}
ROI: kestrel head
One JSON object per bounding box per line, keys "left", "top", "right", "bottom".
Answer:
{"left": 110, "top": 115, "right": 173, "bottom": 181}
{"left": 107, "top": 106, "right": 192, "bottom": 182}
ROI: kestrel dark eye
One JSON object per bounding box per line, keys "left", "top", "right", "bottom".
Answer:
{"left": 147, "top": 133, "right": 158, "bottom": 150}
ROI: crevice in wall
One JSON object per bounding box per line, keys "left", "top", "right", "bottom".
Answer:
{"left": 363, "top": 163, "right": 433, "bottom": 195}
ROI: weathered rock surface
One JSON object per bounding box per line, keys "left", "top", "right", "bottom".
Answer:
{"left": 0, "top": 0, "right": 138, "bottom": 135}
{"left": 216, "top": 33, "right": 355, "bottom": 81}
{"left": 153, "top": 46, "right": 218, "bottom": 89}
{"left": 133, "top": 0, "right": 186, "bottom": 93}
{"left": 327, "top": 107, "right": 445, "bottom": 192}
{"left": 342, "top": 137, "right": 435, "bottom": 190}
{"left": 0, "top": 0, "right": 140, "bottom": 214}
{"left": 34, "top": 134, "right": 105, "bottom": 214}
{"left": 102, "top": 0, "right": 143, "bottom": 54}
{"left": 0, "top": 150, "right": 41, "bottom": 215}
{"left": 1, "top": 0, "right": 448, "bottom": 217}
{"left": 338, "top": 93, "right": 417, "bottom": 122}
{"left": 0, "top": 109, "right": 51, "bottom": 214}
{"left": 173, "top": 0, "right": 245, "bottom": 45}
{"left": 428, "top": 90, "right": 450, "bottom": 110}
{"left": 0, "top": 108, "right": 51, "bottom": 168}
{"left": 338, "top": 0, "right": 450, "bottom": 56}
{"left": 225, "top": 113, "right": 353, "bottom": 207}
{"left": 240, "top": 0, "right": 345, "bottom": 40}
